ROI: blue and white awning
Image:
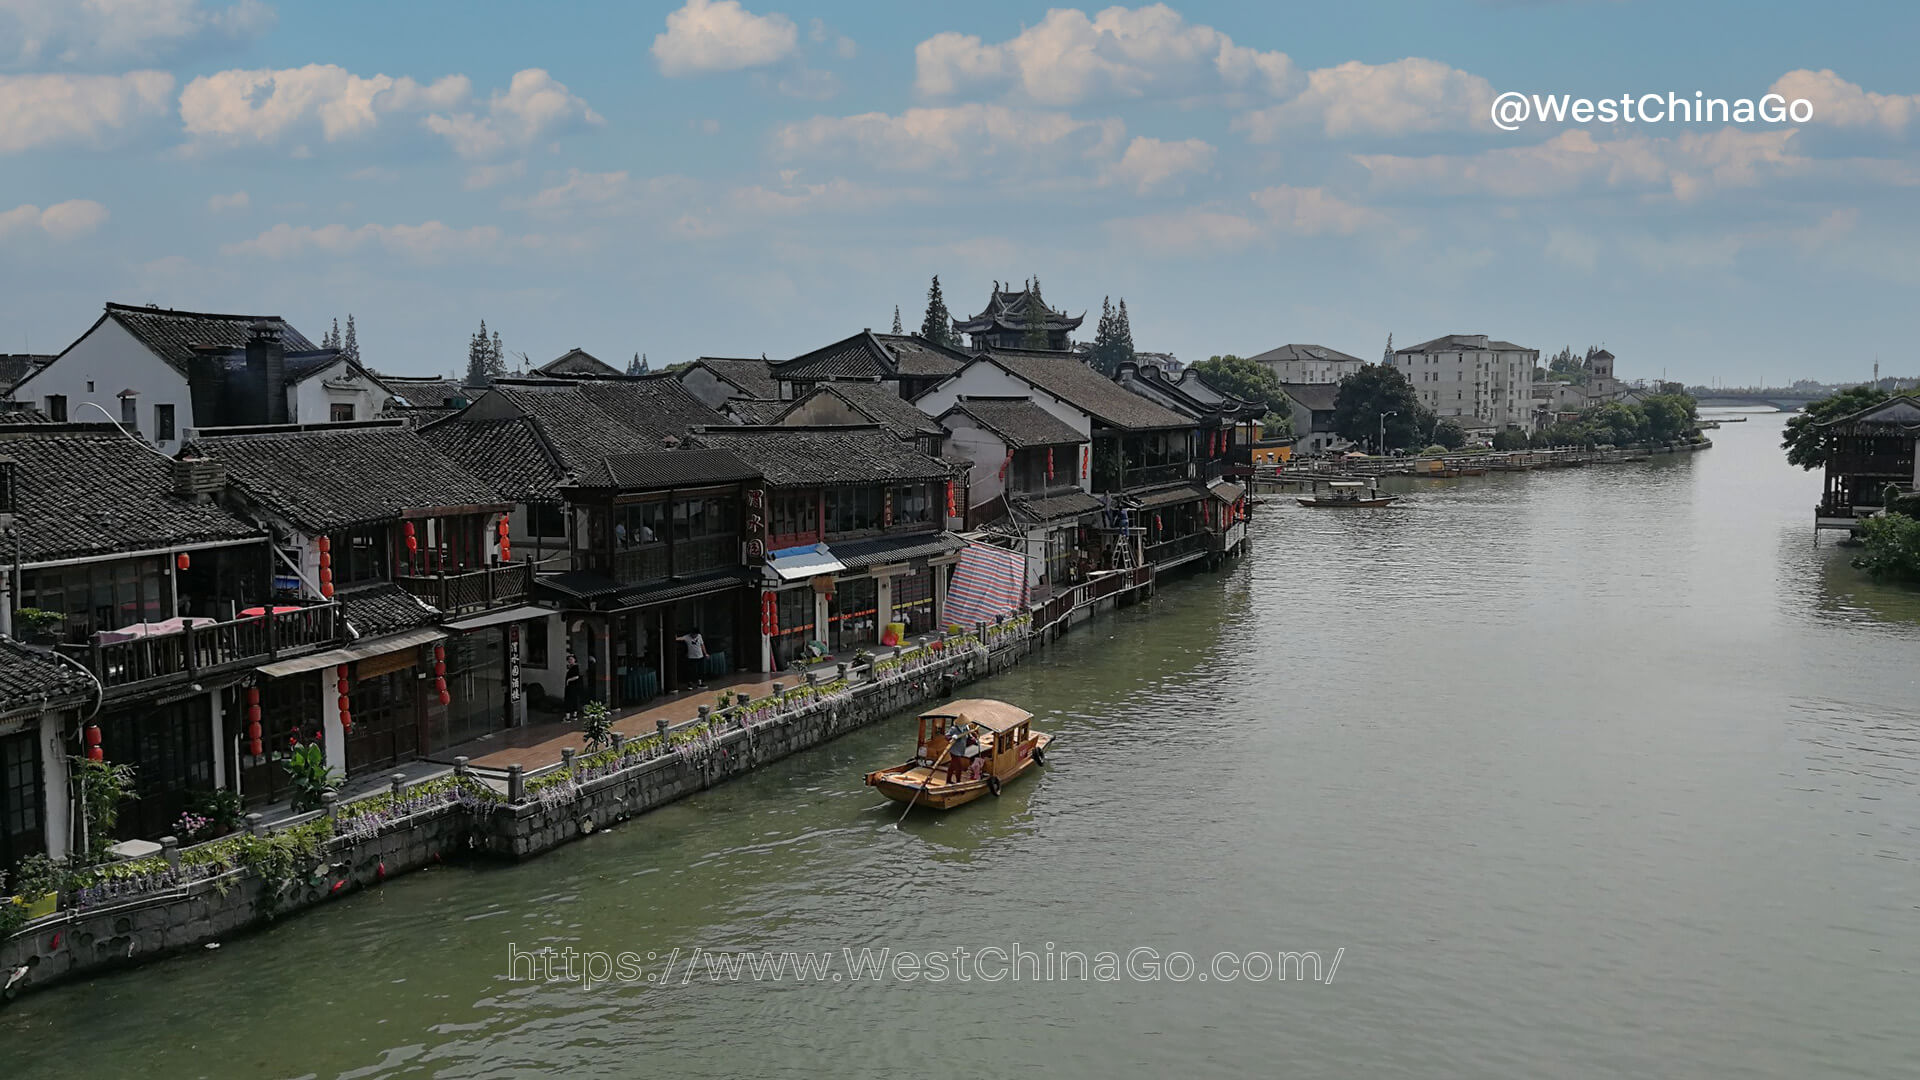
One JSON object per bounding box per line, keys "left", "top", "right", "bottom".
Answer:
{"left": 766, "top": 542, "right": 846, "bottom": 581}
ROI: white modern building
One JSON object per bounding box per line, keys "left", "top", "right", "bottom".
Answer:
{"left": 1392, "top": 334, "right": 1540, "bottom": 430}
{"left": 1248, "top": 343, "right": 1367, "bottom": 385}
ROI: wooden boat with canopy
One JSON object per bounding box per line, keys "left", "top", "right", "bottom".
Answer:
{"left": 1296, "top": 479, "right": 1398, "bottom": 508}
{"left": 864, "top": 699, "right": 1052, "bottom": 810}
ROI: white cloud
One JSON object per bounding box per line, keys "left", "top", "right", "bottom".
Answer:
{"left": 1355, "top": 128, "right": 1802, "bottom": 201}
{"left": 1234, "top": 57, "right": 1494, "bottom": 139}
{"left": 220, "top": 220, "right": 503, "bottom": 260}
{"left": 463, "top": 160, "right": 525, "bottom": 190}
{"left": 1248, "top": 185, "right": 1387, "bottom": 235}
{"left": 916, "top": 5, "right": 1293, "bottom": 105}
{"left": 1103, "top": 135, "right": 1214, "bottom": 194}
{"left": 180, "top": 64, "right": 470, "bottom": 143}
{"left": 773, "top": 104, "right": 1125, "bottom": 174}
{"left": 1105, "top": 206, "right": 1262, "bottom": 255}
{"left": 777, "top": 68, "right": 841, "bottom": 100}
{"left": 507, "top": 170, "right": 701, "bottom": 221}
{"left": 0, "top": 0, "right": 273, "bottom": 68}
{"left": 206, "top": 189, "right": 248, "bottom": 212}
{"left": 423, "top": 69, "right": 602, "bottom": 159}
{"left": 653, "top": 0, "right": 797, "bottom": 76}
{"left": 1770, "top": 69, "right": 1920, "bottom": 134}
{"left": 0, "top": 199, "right": 109, "bottom": 240}
{"left": 0, "top": 71, "right": 173, "bottom": 152}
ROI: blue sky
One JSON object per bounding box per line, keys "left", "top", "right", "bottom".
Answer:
{"left": 4, "top": 0, "right": 1918, "bottom": 386}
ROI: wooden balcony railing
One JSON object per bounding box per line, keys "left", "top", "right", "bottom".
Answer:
{"left": 394, "top": 563, "right": 532, "bottom": 615}
{"left": 1143, "top": 532, "right": 1209, "bottom": 568}
{"left": 606, "top": 536, "right": 739, "bottom": 585}
{"left": 1122, "top": 461, "right": 1192, "bottom": 488}
{"left": 61, "top": 602, "right": 342, "bottom": 693}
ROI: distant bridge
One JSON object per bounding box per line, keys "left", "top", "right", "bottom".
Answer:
{"left": 1690, "top": 392, "right": 1825, "bottom": 411}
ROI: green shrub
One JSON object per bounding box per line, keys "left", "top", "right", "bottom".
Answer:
{"left": 1853, "top": 512, "right": 1920, "bottom": 584}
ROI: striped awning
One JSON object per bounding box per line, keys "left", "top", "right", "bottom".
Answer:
{"left": 942, "top": 541, "right": 1028, "bottom": 630}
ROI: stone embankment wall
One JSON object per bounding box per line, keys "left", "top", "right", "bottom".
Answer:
{"left": 2, "top": 632, "right": 1031, "bottom": 1003}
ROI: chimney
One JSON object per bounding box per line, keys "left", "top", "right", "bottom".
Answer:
{"left": 245, "top": 321, "right": 287, "bottom": 425}
{"left": 187, "top": 350, "right": 229, "bottom": 429}
{"left": 171, "top": 456, "right": 225, "bottom": 501}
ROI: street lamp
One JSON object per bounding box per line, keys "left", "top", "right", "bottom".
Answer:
{"left": 1378, "top": 410, "right": 1398, "bottom": 454}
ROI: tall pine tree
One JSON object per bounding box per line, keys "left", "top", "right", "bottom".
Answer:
{"left": 1114, "top": 299, "right": 1136, "bottom": 368}
{"left": 342, "top": 315, "right": 359, "bottom": 365}
{"left": 920, "top": 275, "right": 952, "bottom": 347}
{"left": 490, "top": 330, "right": 506, "bottom": 382}
{"left": 324, "top": 318, "right": 341, "bottom": 351}
{"left": 466, "top": 320, "right": 492, "bottom": 387}
{"left": 1381, "top": 333, "right": 1392, "bottom": 366}
{"left": 627, "top": 352, "right": 644, "bottom": 375}
{"left": 892, "top": 305, "right": 902, "bottom": 334}
{"left": 1091, "top": 296, "right": 1122, "bottom": 374}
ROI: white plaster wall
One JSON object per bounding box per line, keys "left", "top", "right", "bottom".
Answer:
{"left": 14, "top": 318, "right": 193, "bottom": 452}
{"left": 914, "top": 364, "right": 1094, "bottom": 444}
{"left": 290, "top": 360, "right": 389, "bottom": 424}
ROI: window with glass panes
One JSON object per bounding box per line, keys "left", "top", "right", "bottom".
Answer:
{"left": 1, "top": 730, "right": 46, "bottom": 871}
{"left": 328, "top": 524, "right": 390, "bottom": 585}
{"left": 1046, "top": 528, "right": 1077, "bottom": 585}
{"left": 891, "top": 567, "right": 933, "bottom": 632}
{"left": 825, "top": 485, "right": 884, "bottom": 534}
{"left": 829, "top": 576, "right": 877, "bottom": 651}
{"left": 770, "top": 489, "right": 819, "bottom": 546}
{"left": 19, "top": 556, "right": 170, "bottom": 641}
{"left": 672, "top": 493, "right": 739, "bottom": 574}
{"left": 771, "top": 587, "right": 816, "bottom": 668}
{"left": 889, "top": 483, "right": 935, "bottom": 528}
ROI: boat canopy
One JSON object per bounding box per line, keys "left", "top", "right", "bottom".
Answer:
{"left": 920, "top": 698, "right": 1033, "bottom": 733}
{"left": 1329, "top": 480, "right": 1366, "bottom": 488}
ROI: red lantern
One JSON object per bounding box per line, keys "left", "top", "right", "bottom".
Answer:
{"left": 434, "top": 676, "right": 447, "bottom": 695}
{"left": 433, "top": 661, "right": 446, "bottom": 677}
{"left": 88, "top": 746, "right": 104, "bottom": 762}
{"left": 248, "top": 738, "right": 263, "bottom": 756}
{"left": 403, "top": 521, "right": 416, "bottom": 538}
{"left": 1047, "top": 446, "right": 1054, "bottom": 479}
{"left": 1081, "top": 446, "right": 1090, "bottom": 479}
{"left": 340, "top": 711, "right": 353, "bottom": 734}
{"left": 336, "top": 678, "right": 350, "bottom": 695}
{"left": 405, "top": 535, "right": 419, "bottom": 553}
{"left": 316, "top": 535, "right": 330, "bottom": 554}
{"left": 497, "top": 516, "right": 510, "bottom": 535}
{"left": 433, "top": 645, "right": 445, "bottom": 662}
{"left": 438, "top": 690, "right": 451, "bottom": 706}
{"left": 84, "top": 724, "right": 101, "bottom": 747}
{"left": 335, "top": 664, "right": 348, "bottom": 678}
{"left": 945, "top": 481, "right": 956, "bottom": 518}
{"left": 500, "top": 540, "right": 512, "bottom": 562}
{"left": 176, "top": 552, "right": 190, "bottom": 571}
{"left": 337, "top": 694, "right": 350, "bottom": 712}
{"left": 246, "top": 686, "right": 260, "bottom": 706}
{"left": 319, "top": 551, "right": 332, "bottom": 570}
{"left": 321, "top": 581, "right": 335, "bottom": 599}
{"left": 247, "top": 720, "right": 262, "bottom": 741}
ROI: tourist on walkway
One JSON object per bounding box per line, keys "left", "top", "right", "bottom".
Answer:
{"left": 677, "top": 628, "right": 708, "bottom": 689}
{"left": 564, "top": 654, "right": 584, "bottom": 714}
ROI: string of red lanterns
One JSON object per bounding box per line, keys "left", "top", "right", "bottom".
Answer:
{"left": 433, "top": 644, "right": 450, "bottom": 706}
{"left": 336, "top": 663, "right": 353, "bottom": 735}
{"left": 497, "top": 514, "right": 512, "bottom": 563}
{"left": 315, "top": 534, "right": 334, "bottom": 598}
{"left": 83, "top": 723, "right": 103, "bottom": 762}
{"left": 245, "top": 685, "right": 263, "bottom": 756}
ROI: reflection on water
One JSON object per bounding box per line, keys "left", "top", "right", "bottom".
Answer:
{"left": 6, "top": 411, "right": 1920, "bottom": 1079}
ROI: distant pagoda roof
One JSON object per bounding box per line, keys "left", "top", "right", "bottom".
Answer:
{"left": 953, "top": 282, "right": 1084, "bottom": 336}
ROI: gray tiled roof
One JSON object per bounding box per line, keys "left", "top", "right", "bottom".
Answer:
{"left": 104, "top": 302, "right": 317, "bottom": 375}
{"left": 191, "top": 424, "right": 506, "bottom": 533}
{"left": 1395, "top": 334, "right": 1534, "bottom": 355}
{"left": 339, "top": 582, "right": 440, "bottom": 636}
{"left": 375, "top": 375, "right": 476, "bottom": 409}
{"left": 953, "top": 286, "right": 1083, "bottom": 335}
{"left": 537, "top": 348, "right": 621, "bottom": 377}
{"left": 570, "top": 448, "right": 761, "bottom": 490}
{"left": 691, "top": 358, "right": 779, "bottom": 399}
{"left": 1010, "top": 489, "right": 1104, "bottom": 523}
{"left": 979, "top": 348, "right": 1192, "bottom": 431}
{"left": 1247, "top": 343, "right": 1365, "bottom": 365}
{"left": 831, "top": 531, "right": 965, "bottom": 569}
{"left": 418, "top": 416, "right": 561, "bottom": 504}
{"left": 942, "top": 397, "right": 1086, "bottom": 449}
{"left": 784, "top": 382, "right": 943, "bottom": 439}
{"left": 874, "top": 334, "right": 969, "bottom": 378}
{"left": 1278, "top": 382, "right": 1339, "bottom": 411}
{"left": 1, "top": 423, "right": 263, "bottom": 563}
{"left": 775, "top": 332, "right": 893, "bottom": 381}
{"left": 0, "top": 639, "right": 97, "bottom": 716}
{"left": 691, "top": 425, "right": 955, "bottom": 487}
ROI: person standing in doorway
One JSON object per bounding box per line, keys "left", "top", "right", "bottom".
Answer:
{"left": 563, "top": 653, "right": 583, "bottom": 715}
{"left": 676, "top": 627, "right": 708, "bottom": 690}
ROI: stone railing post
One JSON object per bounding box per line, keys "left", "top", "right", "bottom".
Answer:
{"left": 837, "top": 662, "right": 849, "bottom": 679}
{"left": 246, "top": 812, "right": 266, "bottom": 838}
{"left": 160, "top": 836, "right": 180, "bottom": 871}
{"left": 390, "top": 773, "right": 406, "bottom": 798}
{"left": 507, "top": 764, "right": 526, "bottom": 802}
{"left": 656, "top": 717, "right": 669, "bottom": 738}
{"left": 612, "top": 732, "right": 625, "bottom": 752}
{"left": 771, "top": 681, "right": 784, "bottom": 696}
{"left": 453, "top": 755, "right": 470, "bottom": 778}
{"left": 697, "top": 705, "right": 710, "bottom": 725}
{"left": 322, "top": 789, "right": 338, "bottom": 819}
{"left": 561, "top": 747, "right": 577, "bottom": 771}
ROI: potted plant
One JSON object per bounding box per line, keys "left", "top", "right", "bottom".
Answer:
{"left": 276, "top": 737, "right": 341, "bottom": 813}
{"left": 13, "top": 608, "right": 65, "bottom": 647}
{"left": 580, "top": 700, "right": 615, "bottom": 751}
{"left": 186, "top": 788, "right": 245, "bottom": 838}
{"left": 7, "top": 854, "right": 64, "bottom": 921}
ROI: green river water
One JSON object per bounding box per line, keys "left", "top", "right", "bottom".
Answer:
{"left": 4, "top": 411, "right": 1918, "bottom": 1079}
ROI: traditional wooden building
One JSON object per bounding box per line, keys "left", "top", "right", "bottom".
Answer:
{"left": 1815, "top": 395, "right": 1920, "bottom": 530}
{"left": 0, "top": 422, "right": 342, "bottom": 846}
{"left": 952, "top": 282, "right": 1084, "bottom": 352}
{"left": 689, "top": 425, "right": 964, "bottom": 668}
{"left": 188, "top": 420, "right": 526, "bottom": 792}
{"left": 935, "top": 396, "right": 1098, "bottom": 596}
{"left": 541, "top": 449, "right": 762, "bottom": 707}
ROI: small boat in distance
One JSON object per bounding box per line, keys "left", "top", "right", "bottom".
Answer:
{"left": 864, "top": 699, "right": 1052, "bottom": 811}
{"left": 1296, "top": 479, "right": 1399, "bottom": 508}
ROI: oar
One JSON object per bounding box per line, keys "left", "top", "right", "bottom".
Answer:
{"left": 894, "top": 739, "right": 957, "bottom": 828}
